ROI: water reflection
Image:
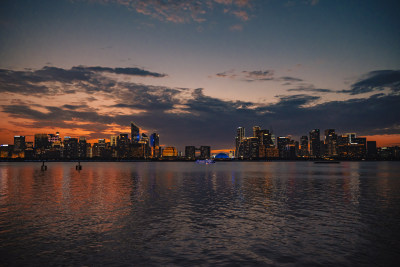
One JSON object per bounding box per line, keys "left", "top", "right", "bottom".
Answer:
{"left": 0, "top": 161, "right": 399, "bottom": 266}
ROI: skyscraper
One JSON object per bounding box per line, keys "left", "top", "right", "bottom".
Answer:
{"left": 131, "top": 122, "right": 140, "bottom": 143}
{"left": 78, "top": 137, "right": 87, "bottom": 158}
{"left": 185, "top": 146, "right": 196, "bottom": 160}
{"left": 13, "top": 136, "right": 25, "bottom": 151}
{"left": 235, "top": 127, "right": 245, "bottom": 158}
{"left": 309, "top": 129, "right": 321, "bottom": 158}
{"left": 300, "top": 136, "right": 308, "bottom": 156}
{"left": 150, "top": 133, "right": 160, "bottom": 158}
{"left": 253, "top": 126, "right": 261, "bottom": 137}
{"left": 200, "top": 146, "right": 211, "bottom": 159}
{"left": 324, "top": 129, "right": 338, "bottom": 157}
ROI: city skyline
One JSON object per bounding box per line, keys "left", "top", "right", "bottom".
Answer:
{"left": 1, "top": 0, "right": 399, "bottom": 149}
{"left": 2, "top": 122, "right": 398, "bottom": 161}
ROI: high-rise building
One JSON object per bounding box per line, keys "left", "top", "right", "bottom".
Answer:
{"left": 309, "top": 129, "right": 321, "bottom": 158}
{"left": 78, "top": 137, "right": 87, "bottom": 158}
{"left": 253, "top": 126, "right": 261, "bottom": 137}
{"left": 185, "top": 146, "right": 196, "bottom": 160}
{"left": 117, "top": 134, "right": 130, "bottom": 158}
{"left": 235, "top": 127, "right": 245, "bottom": 158}
{"left": 131, "top": 122, "right": 140, "bottom": 143}
{"left": 300, "top": 136, "right": 308, "bottom": 156}
{"left": 150, "top": 133, "right": 160, "bottom": 158}
{"left": 324, "top": 129, "right": 338, "bottom": 157}
{"left": 110, "top": 135, "right": 118, "bottom": 147}
{"left": 34, "top": 133, "right": 49, "bottom": 156}
{"left": 14, "top": 136, "right": 25, "bottom": 151}
{"left": 277, "top": 137, "right": 290, "bottom": 158}
{"left": 200, "top": 146, "right": 211, "bottom": 159}
{"left": 63, "top": 137, "right": 78, "bottom": 159}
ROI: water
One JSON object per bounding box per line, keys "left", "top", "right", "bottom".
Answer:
{"left": 0, "top": 161, "right": 399, "bottom": 266}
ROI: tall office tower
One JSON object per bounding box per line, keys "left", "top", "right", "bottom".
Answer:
{"left": 235, "top": 127, "right": 245, "bottom": 158}
{"left": 309, "top": 129, "right": 321, "bottom": 158}
{"left": 110, "top": 135, "right": 118, "bottom": 147}
{"left": 34, "top": 133, "right": 49, "bottom": 156}
{"left": 185, "top": 146, "right": 196, "bottom": 160}
{"left": 255, "top": 129, "right": 273, "bottom": 147}
{"left": 140, "top": 133, "right": 151, "bottom": 158}
{"left": 277, "top": 137, "right": 290, "bottom": 158}
{"left": 78, "top": 137, "right": 87, "bottom": 158}
{"left": 253, "top": 126, "right": 261, "bottom": 137}
{"left": 63, "top": 137, "right": 78, "bottom": 159}
{"left": 98, "top": 138, "right": 106, "bottom": 157}
{"left": 118, "top": 134, "right": 130, "bottom": 158}
{"left": 131, "top": 122, "right": 140, "bottom": 143}
{"left": 300, "top": 135, "right": 308, "bottom": 156}
{"left": 14, "top": 136, "right": 25, "bottom": 151}
{"left": 200, "top": 146, "right": 211, "bottom": 159}
{"left": 324, "top": 129, "right": 338, "bottom": 157}
{"left": 150, "top": 133, "right": 160, "bottom": 158}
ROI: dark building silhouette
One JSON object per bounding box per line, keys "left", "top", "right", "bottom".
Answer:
{"left": 78, "top": 137, "right": 87, "bottom": 158}
{"left": 150, "top": 133, "right": 160, "bottom": 158}
{"left": 13, "top": 136, "right": 25, "bottom": 151}
{"left": 34, "top": 133, "right": 49, "bottom": 157}
{"left": 117, "top": 134, "right": 130, "bottom": 158}
{"left": 309, "top": 129, "right": 321, "bottom": 158}
{"left": 300, "top": 135, "right": 308, "bottom": 156}
{"left": 200, "top": 146, "right": 211, "bottom": 159}
{"left": 324, "top": 129, "right": 338, "bottom": 157}
{"left": 63, "top": 137, "right": 78, "bottom": 159}
{"left": 367, "top": 141, "right": 377, "bottom": 159}
{"left": 235, "top": 127, "right": 245, "bottom": 158}
{"left": 185, "top": 146, "right": 196, "bottom": 160}
{"left": 131, "top": 122, "right": 140, "bottom": 143}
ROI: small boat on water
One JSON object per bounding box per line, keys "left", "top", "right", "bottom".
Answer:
{"left": 195, "top": 159, "right": 215, "bottom": 164}
{"left": 314, "top": 161, "right": 340, "bottom": 164}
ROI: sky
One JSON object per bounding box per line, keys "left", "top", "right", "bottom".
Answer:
{"left": 0, "top": 0, "right": 399, "bottom": 151}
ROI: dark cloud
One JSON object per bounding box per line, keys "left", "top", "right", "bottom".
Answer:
{"left": 72, "top": 66, "right": 167, "bottom": 78}
{"left": 214, "top": 70, "right": 304, "bottom": 83}
{"left": 279, "top": 76, "right": 303, "bottom": 82}
{"left": 287, "top": 85, "right": 335, "bottom": 93}
{"left": 242, "top": 70, "right": 274, "bottom": 82}
{"left": 214, "top": 69, "right": 276, "bottom": 82}
{"left": 0, "top": 66, "right": 166, "bottom": 95}
{"left": 340, "top": 70, "right": 400, "bottom": 95}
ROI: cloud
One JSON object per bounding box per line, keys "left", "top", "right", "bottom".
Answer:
{"left": 91, "top": 0, "right": 254, "bottom": 24}
{"left": 279, "top": 76, "right": 303, "bottom": 82}
{"left": 287, "top": 85, "right": 334, "bottom": 93}
{"left": 214, "top": 69, "right": 303, "bottom": 83}
{"left": 242, "top": 70, "right": 274, "bottom": 81}
{"left": 1, "top": 66, "right": 399, "bottom": 149}
{"left": 232, "top": 10, "right": 249, "bottom": 21}
{"left": 0, "top": 66, "right": 167, "bottom": 95}
{"left": 339, "top": 70, "right": 400, "bottom": 95}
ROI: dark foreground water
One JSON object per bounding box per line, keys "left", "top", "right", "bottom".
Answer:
{"left": 1, "top": 162, "right": 399, "bottom": 266}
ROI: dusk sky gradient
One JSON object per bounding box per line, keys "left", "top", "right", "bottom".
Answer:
{"left": 1, "top": 0, "right": 399, "bottom": 150}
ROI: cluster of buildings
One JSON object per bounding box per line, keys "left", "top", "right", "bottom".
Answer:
{"left": 0, "top": 122, "right": 211, "bottom": 160}
{"left": 1, "top": 122, "right": 399, "bottom": 161}
{"left": 235, "top": 126, "right": 400, "bottom": 160}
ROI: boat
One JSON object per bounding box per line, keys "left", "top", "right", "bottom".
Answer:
{"left": 314, "top": 161, "right": 340, "bottom": 164}
{"left": 195, "top": 159, "right": 215, "bottom": 164}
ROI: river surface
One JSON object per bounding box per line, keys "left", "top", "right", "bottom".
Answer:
{"left": 0, "top": 161, "right": 399, "bottom": 266}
